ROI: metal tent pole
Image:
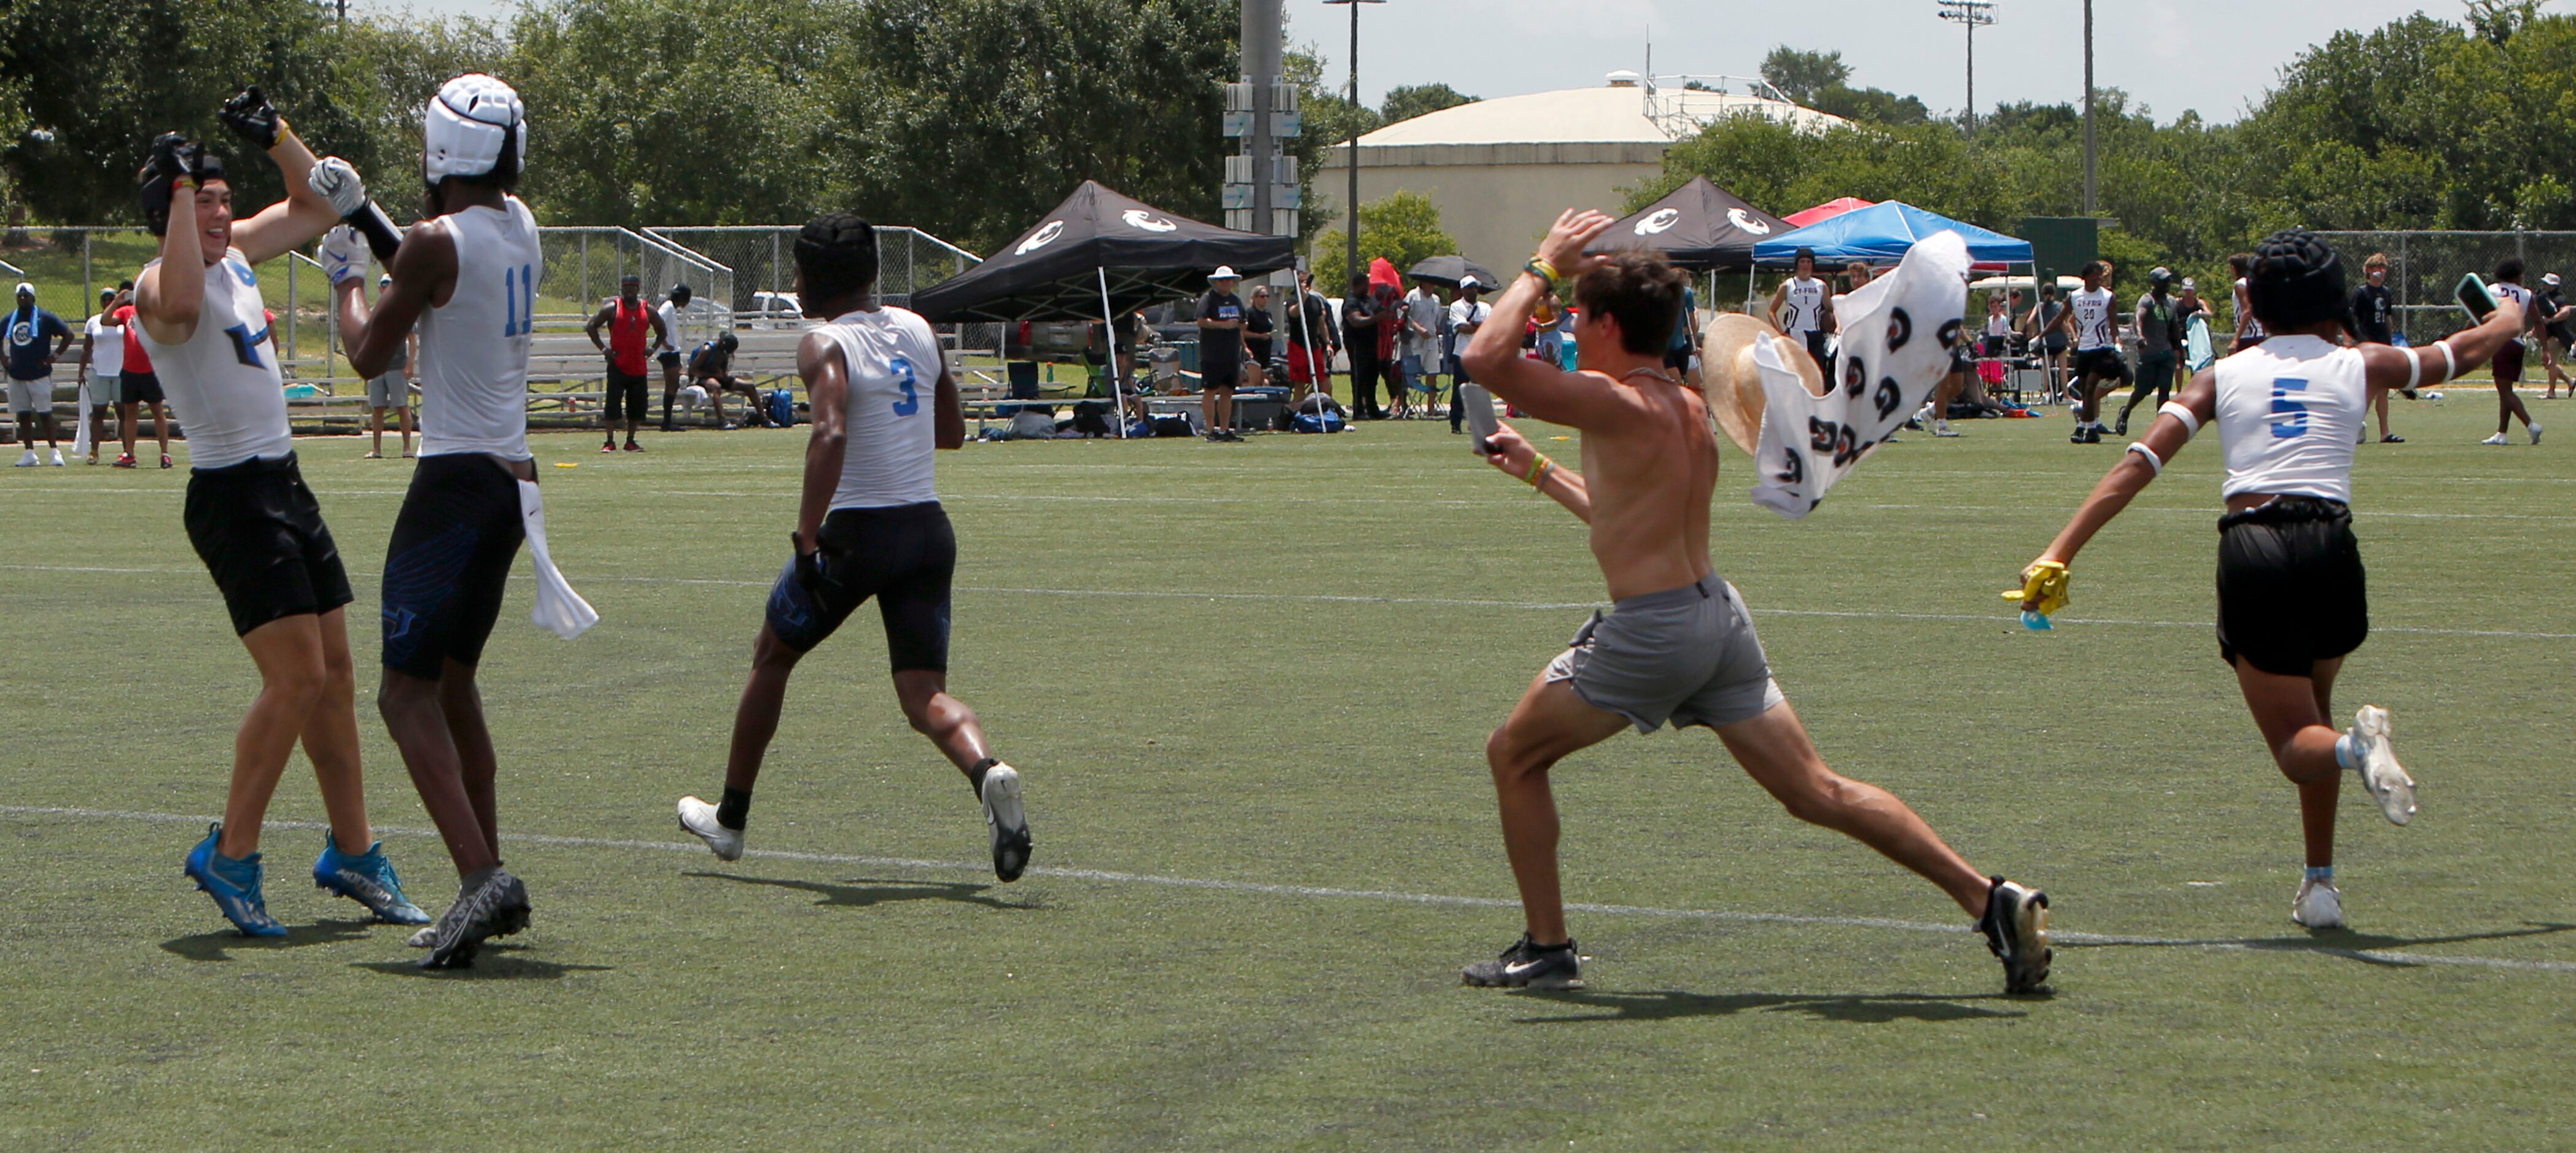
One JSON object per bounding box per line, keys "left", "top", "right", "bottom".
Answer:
{"left": 1099, "top": 266, "right": 1126, "bottom": 438}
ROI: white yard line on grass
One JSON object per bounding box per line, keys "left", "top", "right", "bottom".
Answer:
{"left": 4, "top": 565, "right": 2573, "bottom": 640}
{"left": 7, "top": 802, "right": 2570, "bottom": 974}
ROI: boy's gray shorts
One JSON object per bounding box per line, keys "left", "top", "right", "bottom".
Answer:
{"left": 1545, "top": 575, "right": 1784, "bottom": 733}
{"left": 365, "top": 372, "right": 407, "bottom": 410}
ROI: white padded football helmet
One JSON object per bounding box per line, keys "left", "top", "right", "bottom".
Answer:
{"left": 423, "top": 73, "right": 526, "bottom": 184}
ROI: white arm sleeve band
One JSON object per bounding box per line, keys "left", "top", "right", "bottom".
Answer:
{"left": 2156, "top": 401, "right": 2200, "bottom": 438}
{"left": 2125, "top": 441, "right": 2164, "bottom": 475}
{"left": 2405, "top": 345, "right": 2423, "bottom": 391}
{"left": 2437, "top": 339, "right": 2456, "bottom": 382}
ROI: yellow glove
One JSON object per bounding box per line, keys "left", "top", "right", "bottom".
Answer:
{"left": 2004, "top": 561, "right": 2069, "bottom": 617}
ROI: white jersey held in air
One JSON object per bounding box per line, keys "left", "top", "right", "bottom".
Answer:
{"left": 416, "top": 196, "right": 540, "bottom": 461}
{"left": 822, "top": 305, "right": 944, "bottom": 510}
{"left": 137, "top": 250, "right": 293, "bottom": 470}
{"left": 1781, "top": 276, "right": 1827, "bottom": 333}
{"left": 2070, "top": 287, "right": 2116, "bottom": 351}
{"left": 2212, "top": 334, "right": 2365, "bottom": 504}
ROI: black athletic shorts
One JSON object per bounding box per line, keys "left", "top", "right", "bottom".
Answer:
{"left": 1802, "top": 330, "right": 1832, "bottom": 371}
{"left": 765, "top": 502, "right": 955, "bottom": 671}
{"left": 2214, "top": 496, "right": 2367, "bottom": 677}
{"left": 184, "top": 453, "right": 354, "bottom": 636}
{"left": 2493, "top": 339, "right": 2526, "bottom": 384}
{"left": 122, "top": 368, "right": 164, "bottom": 405}
{"left": 2072, "top": 347, "right": 2131, "bottom": 382}
{"left": 1201, "top": 363, "right": 1240, "bottom": 390}
{"left": 380, "top": 454, "right": 526, "bottom": 677}
{"left": 604, "top": 368, "right": 650, "bottom": 421}
{"left": 657, "top": 349, "right": 682, "bottom": 368}
{"left": 1664, "top": 344, "right": 1693, "bottom": 371}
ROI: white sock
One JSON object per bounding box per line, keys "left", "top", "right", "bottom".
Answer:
{"left": 2333, "top": 729, "right": 2361, "bottom": 773}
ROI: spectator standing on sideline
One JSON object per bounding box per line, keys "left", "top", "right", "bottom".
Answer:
{"left": 9, "top": 282, "right": 74, "bottom": 467}
{"left": 2348, "top": 254, "right": 2407, "bottom": 442}
{"left": 1404, "top": 277, "right": 1444, "bottom": 416}
{"left": 76, "top": 287, "right": 126, "bottom": 464}
{"left": 1444, "top": 279, "right": 1489, "bottom": 433}
{"left": 1244, "top": 284, "right": 1277, "bottom": 378}
{"left": 362, "top": 274, "right": 418, "bottom": 459}
{"left": 1664, "top": 278, "right": 1700, "bottom": 386}
{"left": 2115, "top": 268, "right": 2185, "bottom": 436}
{"left": 108, "top": 294, "right": 170, "bottom": 468}
{"left": 1196, "top": 266, "right": 1248, "bottom": 441}
{"left": 2535, "top": 272, "right": 2574, "bottom": 400}
{"left": 1339, "top": 271, "right": 1385, "bottom": 419}
{"left": 583, "top": 273, "right": 664, "bottom": 452}
{"left": 2024, "top": 282, "right": 2068, "bottom": 402}
{"left": 1285, "top": 269, "right": 1337, "bottom": 405}
{"left": 1373, "top": 280, "right": 1404, "bottom": 414}
{"left": 656, "top": 284, "right": 691, "bottom": 430}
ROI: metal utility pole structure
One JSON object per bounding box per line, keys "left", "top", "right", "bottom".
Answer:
{"left": 1323, "top": 0, "right": 1385, "bottom": 283}
{"left": 1227, "top": 1, "right": 1299, "bottom": 322}
{"left": 2082, "top": 0, "right": 2097, "bottom": 214}
{"left": 1937, "top": 1, "right": 1996, "bottom": 135}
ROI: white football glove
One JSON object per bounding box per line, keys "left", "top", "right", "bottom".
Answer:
{"left": 307, "top": 157, "right": 368, "bottom": 219}
{"left": 317, "top": 224, "right": 368, "bottom": 287}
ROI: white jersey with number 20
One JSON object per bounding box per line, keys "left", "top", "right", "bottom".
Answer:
{"left": 416, "top": 195, "right": 541, "bottom": 462}
{"left": 823, "top": 305, "right": 944, "bottom": 510}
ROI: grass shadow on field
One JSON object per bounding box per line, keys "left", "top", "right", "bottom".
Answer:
{"left": 685, "top": 871, "right": 1041, "bottom": 912}
{"left": 352, "top": 954, "right": 615, "bottom": 980}
{"left": 159, "top": 918, "right": 375, "bottom": 961}
{"left": 2062, "top": 922, "right": 2576, "bottom": 967}
{"left": 1513, "top": 989, "right": 2030, "bottom": 1025}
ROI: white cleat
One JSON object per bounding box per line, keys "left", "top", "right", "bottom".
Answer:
{"left": 2347, "top": 705, "right": 2416, "bottom": 826}
{"left": 1933, "top": 419, "right": 1960, "bottom": 437}
{"left": 2480, "top": 433, "right": 2510, "bottom": 445}
{"left": 676, "top": 795, "right": 744, "bottom": 861}
{"left": 2532, "top": 423, "right": 2544, "bottom": 445}
{"left": 979, "top": 764, "right": 1031, "bottom": 882}
{"left": 407, "top": 924, "right": 436, "bottom": 948}
{"left": 2292, "top": 877, "right": 2345, "bottom": 929}
{"left": 48, "top": 449, "right": 64, "bottom": 466}
{"left": 12, "top": 449, "right": 34, "bottom": 467}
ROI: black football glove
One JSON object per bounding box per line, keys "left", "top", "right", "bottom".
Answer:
{"left": 217, "top": 87, "right": 284, "bottom": 150}
{"left": 136, "top": 133, "right": 200, "bottom": 237}
{"left": 791, "top": 533, "right": 830, "bottom": 591}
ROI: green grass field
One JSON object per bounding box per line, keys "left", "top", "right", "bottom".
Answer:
{"left": 3, "top": 395, "right": 2572, "bottom": 1149}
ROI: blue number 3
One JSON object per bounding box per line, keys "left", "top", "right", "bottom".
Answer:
{"left": 890, "top": 354, "right": 920, "bottom": 416}
{"left": 500, "top": 264, "right": 535, "bottom": 336}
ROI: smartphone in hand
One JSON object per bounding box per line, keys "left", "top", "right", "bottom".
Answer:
{"left": 1460, "top": 383, "right": 1500, "bottom": 454}
{"left": 2456, "top": 273, "right": 2497, "bottom": 322}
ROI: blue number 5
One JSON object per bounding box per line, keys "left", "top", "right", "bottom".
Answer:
{"left": 890, "top": 355, "right": 920, "bottom": 416}
{"left": 2268, "top": 377, "right": 2309, "bottom": 439}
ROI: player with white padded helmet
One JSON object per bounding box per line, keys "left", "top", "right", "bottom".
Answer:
{"left": 325, "top": 72, "right": 572, "bottom": 969}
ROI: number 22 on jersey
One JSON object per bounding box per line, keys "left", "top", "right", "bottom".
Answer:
{"left": 500, "top": 264, "right": 537, "bottom": 336}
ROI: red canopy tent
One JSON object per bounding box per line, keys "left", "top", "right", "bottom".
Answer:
{"left": 1783, "top": 197, "right": 1874, "bottom": 228}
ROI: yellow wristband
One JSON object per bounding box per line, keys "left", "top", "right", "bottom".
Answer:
{"left": 1528, "top": 255, "right": 1562, "bottom": 284}
{"left": 1527, "top": 454, "right": 1551, "bottom": 487}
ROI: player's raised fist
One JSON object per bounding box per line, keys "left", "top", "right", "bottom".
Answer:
{"left": 217, "top": 87, "right": 285, "bottom": 150}
{"left": 144, "top": 132, "right": 197, "bottom": 182}
{"left": 307, "top": 157, "right": 368, "bottom": 217}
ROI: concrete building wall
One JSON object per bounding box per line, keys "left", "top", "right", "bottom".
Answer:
{"left": 1317, "top": 142, "right": 1665, "bottom": 281}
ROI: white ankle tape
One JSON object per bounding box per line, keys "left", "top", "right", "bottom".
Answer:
{"left": 2157, "top": 402, "right": 2199, "bottom": 438}
{"left": 2125, "top": 441, "right": 2163, "bottom": 475}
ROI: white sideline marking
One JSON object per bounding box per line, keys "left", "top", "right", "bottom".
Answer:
{"left": 4, "top": 565, "right": 2574, "bottom": 639}
{"left": 6, "top": 802, "right": 2572, "bottom": 975}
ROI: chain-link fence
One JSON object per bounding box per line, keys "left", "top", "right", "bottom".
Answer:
{"left": 645, "top": 226, "right": 980, "bottom": 315}
{"left": 1, "top": 225, "right": 356, "bottom": 377}
{"left": 2314, "top": 230, "right": 2576, "bottom": 343}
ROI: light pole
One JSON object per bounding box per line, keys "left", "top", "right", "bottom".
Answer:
{"left": 2082, "top": 0, "right": 2096, "bottom": 215}
{"left": 1322, "top": 0, "right": 1384, "bottom": 284}
{"left": 1936, "top": 1, "right": 1995, "bottom": 136}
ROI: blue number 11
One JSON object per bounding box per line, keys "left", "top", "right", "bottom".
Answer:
{"left": 502, "top": 265, "right": 535, "bottom": 336}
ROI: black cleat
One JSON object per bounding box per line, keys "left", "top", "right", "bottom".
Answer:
{"left": 1461, "top": 934, "right": 1584, "bottom": 990}
{"left": 418, "top": 869, "right": 532, "bottom": 970}
{"left": 1976, "top": 876, "right": 2052, "bottom": 995}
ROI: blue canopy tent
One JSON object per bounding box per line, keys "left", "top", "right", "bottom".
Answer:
{"left": 1751, "top": 201, "right": 2033, "bottom": 267}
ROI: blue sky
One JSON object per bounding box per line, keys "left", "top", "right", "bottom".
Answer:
{"left": 364, "top": 0, "right": 2491, "bottom": 125}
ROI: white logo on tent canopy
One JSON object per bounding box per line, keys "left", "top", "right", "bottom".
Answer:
{"left": 1122, "top": 210, "right": 1179, "bottom": 233}
{"left": 1635, "top": 209, "right": 1681, "bottom": 235}
{"left": 1727, "top": 208, "right": 1773, "bottom": 235}
{"left": 1016, "top": 220, "right": 1066, "bottom": 255}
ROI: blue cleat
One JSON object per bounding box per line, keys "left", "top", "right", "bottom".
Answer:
{"left": 313, "top": 834, "right": 431, "bottom": 925}
{"left": 183, "top": 822, "right": 287, "bottom": 938}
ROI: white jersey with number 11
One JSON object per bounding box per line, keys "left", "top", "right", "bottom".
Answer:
{"left": 416, "top": 195, "right": 540, "bottom": 462}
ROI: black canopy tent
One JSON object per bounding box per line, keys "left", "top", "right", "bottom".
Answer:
{"left": 1588, "top": 176, "right": 1795, "bottom": 271}
{"left": 912, "top": 181, "right": 1294, "bottom": 436}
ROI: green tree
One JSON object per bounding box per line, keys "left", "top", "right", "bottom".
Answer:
{"left": 1379, "top": 83, "right": 1474, "bottom": 126}
{"left": 1759, "top": 46, "right": 1850, "bottom": 105}
{"left": 1308, "top": 189, "right": 1453, "bottom": 278}
{"left": 1810, "top": 83, "right": 1931, "bottom": 126}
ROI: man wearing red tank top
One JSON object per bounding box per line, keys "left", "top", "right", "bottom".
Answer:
{"left": 583, "top": 272, "right": 664, "bottom": 452}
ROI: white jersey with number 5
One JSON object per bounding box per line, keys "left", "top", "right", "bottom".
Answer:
{"left": 2212, "top": 334, "right": 2364, "bottom": 503}
{"left": 823, "top": 305, "right": 943, "bottom": 510}
{"left": 416, "top": 195, "right": 540, "bottom": 461}
{"left": 136, "top": 249, "right": 292, "bottom": 470}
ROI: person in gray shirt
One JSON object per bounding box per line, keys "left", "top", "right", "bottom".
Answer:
{"left": 2115, "top": 267, "right": 2186, "bottom": 436}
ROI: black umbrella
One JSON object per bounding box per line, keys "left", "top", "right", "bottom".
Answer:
{"left": 1406, "top": 255, "right": 1503, "bottom": 293}
{"left": 1589, "top": 176, "right": 1795, "bottom": 271}
{"left": 912, "top": 181, "right": 1296, "bottom": 323}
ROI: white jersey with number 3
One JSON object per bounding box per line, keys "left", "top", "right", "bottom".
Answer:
{"left": 2212, "top": 334, "right": 2364, "bottom": 503}
{"left": 1781, "top": 276, "right": 1826, "bottom": 334}
{"left": 823, "top": 305, "right": 943, "bottom": 510}
{"left": 136, "top": 250, "right": 292, "bottom": 470}
{"left": 416, "top": 195, "right": 540, "bottom": 461}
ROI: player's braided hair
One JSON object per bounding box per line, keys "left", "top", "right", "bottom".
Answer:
{"left": 2245, "top": 228, "right": 2349, "bottom": 333}
{"left": 795, "top": 213, "right": 879, "bottom": 305}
